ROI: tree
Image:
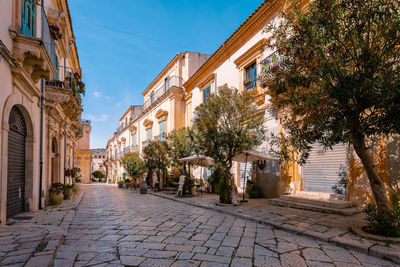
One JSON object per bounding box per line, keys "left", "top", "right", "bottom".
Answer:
{"left": 92, "top": 170, "right": 105, "bottom": 179}
{"left": 266, "top": 0, "right": 400, "bottom": 216}
{"left": 192, "top": 85, "right": 265, "bottom": 203}
{"left": 142, "top": 140, "right": 170, "bottom": 188}
{"left": 121, "top": 153, "right": 145, "bottom": 182}
{"left": 166, "top": 128, "right": 191, "bottom": 174}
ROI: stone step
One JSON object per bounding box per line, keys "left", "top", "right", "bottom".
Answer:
{"left": 295, "top": 191, "right": 346, "bottom": 201}
{"left": 269, "top": 198, "right": 361, "bottom": 216}
{"left": 279, "top": 195, "right": 354, "bottom": 209}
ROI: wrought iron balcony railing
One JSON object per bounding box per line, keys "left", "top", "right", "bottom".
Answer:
{"left": 257, "top": 51, "right": 286, "bottom": 87}
{"left": 19, "top": 3, "right": 57, "bottom": 70}
{"left": 143, "top": 75, "right": 184, "bottom": 109}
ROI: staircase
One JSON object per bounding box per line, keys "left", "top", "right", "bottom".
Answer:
{"left": 270, "top": 191, "right": 361, "bottom": 216}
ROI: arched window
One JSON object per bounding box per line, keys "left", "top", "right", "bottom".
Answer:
{"left": 21, "top": 0, "right": 36, "bottom": 37}
{"left": 51, "top": 137, "right": 58, "bottom": 154}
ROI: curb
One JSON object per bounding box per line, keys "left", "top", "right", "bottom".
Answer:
{"left": 149, "top": 192, "right": 400, "bottom": 264}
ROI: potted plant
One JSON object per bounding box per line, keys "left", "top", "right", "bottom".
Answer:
{"left": 118, "top": 180, "right": 124, "bottom": 188}
{"left": 49, "top": 182, "right": 64, "bottom": 205}
{"left": 71, "top": 183, "right": 80, "bottom": 194}
{"left": 63, "top": 184, "right": 73, "bottom": 200}
{"left": 140, "top": 182, "right": 148, "bottom": 194}
{"left": 49, "top": 24, "right": 62, "bottom": 40}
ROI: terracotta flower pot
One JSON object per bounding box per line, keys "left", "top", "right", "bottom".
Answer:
{"left": 50, "top": 191, "right": 63, "bottom": 205}
{"left": 63, "top": 188, "right": 73, "bottom": 200}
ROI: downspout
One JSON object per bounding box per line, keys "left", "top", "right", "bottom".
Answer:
{"left": 64, "top": 126, "right": 66, "bottom": 184}
{"left": 39, "top": 1, "right": 46, "bottom": 210}
{"left": 39, "top": 79, "right": 44, "bottom": 210}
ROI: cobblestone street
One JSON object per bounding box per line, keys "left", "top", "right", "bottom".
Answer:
{"left": 48, "top": 185, "right": 395, "bottom": 266}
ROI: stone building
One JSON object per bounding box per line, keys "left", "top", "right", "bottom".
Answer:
{"left": 74, "top": 119, "right": 91, "bottom": 183}
{"left": 105, "top": 52, "right": 210, "bottom": 184}
{"left": 91, "top": 149, "right": 106, "bottom": 181}
{"left": 0, "top": 0, "right": 85, "bottom": 223}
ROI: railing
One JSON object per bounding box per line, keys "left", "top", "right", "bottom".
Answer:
{"left": 143, "top": 75, "right": 184, "bottom": 109}
{"left": 154, "top": 135, "right": 160, "bottom": 141}
{"left": 123, "top": 146, "right": 130, "bottom": 155}
{"left": 41, "top": 6, "right": 57, "bottom": 70}
{"left": 257, "top": 51, "right": 286, "bottom": 86}
{"left": 131, "top": 145, "right": 136, "bottom": 153}
{"left": 19, "top": 3, "right": 57, "bottom": 70}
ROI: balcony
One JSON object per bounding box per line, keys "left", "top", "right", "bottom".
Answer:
{"left": 143, "top": 75, "right": 184, "bottom": 109}
{"left": 9, "top": 4, "right": 57, "bottom": 83}
{"left": 257, "top": 51, "right": 286, "bottom": 87}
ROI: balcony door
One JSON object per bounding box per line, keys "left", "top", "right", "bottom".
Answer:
{"left": 21, "top": 0, "right": 36, "bottom": 36}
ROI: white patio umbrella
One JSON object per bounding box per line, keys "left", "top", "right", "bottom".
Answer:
{"left": 178, "top": 155, "right": 214, "bottom": 167}
{"left": 233, "top": 149, "right": 279, "bottom": 202}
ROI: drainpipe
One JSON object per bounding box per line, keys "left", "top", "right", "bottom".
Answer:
{"left": 39, "top": 79, "right": 44, "bottom": 210}
{"left": 64, "top": 126, "right": 66, "bottom": 184}
{"left": 39, "top": 1, "right": 46, "bottom": 210}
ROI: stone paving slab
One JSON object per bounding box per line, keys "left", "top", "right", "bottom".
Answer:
{"left": 0, "top": 191, "right": 84, "bottom": 266}
{"left": 52, "top": 185, "right": 398, "bottom": 266}
{"left": 150, "top": 191, "right": 400, "bottom": 264}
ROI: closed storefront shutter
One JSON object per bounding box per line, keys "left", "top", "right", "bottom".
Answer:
{"left": 7, "top": 106, "right": 27, "bottom": 217}
{"left": 303, "top": 143, "right": 347, "bottom": 193}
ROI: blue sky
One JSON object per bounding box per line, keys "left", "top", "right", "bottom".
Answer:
{"left": 68, "top": 0, "right": 264, "bottom": 149}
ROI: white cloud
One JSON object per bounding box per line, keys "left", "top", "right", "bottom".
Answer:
{"left": 86, "top": 114, "right": 109, "bottom": 122}
{"left": 105, "top": 96, "right": 111, "bottom": 100}
{"left": 93, "top": 91, "right": 102, "bottom": 98}
{"left": 116, "top": 102, "right": 122, "bottom": 107}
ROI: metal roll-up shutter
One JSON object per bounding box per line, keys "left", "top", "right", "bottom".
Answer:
{"left": 7, "top": 106, "right": 27, "bottom": 217}
{"left": 240, "top": 162, "right": 253, "bottom": 188}
{"left": 303, "top": 143, "right": 347, "bottom": 193}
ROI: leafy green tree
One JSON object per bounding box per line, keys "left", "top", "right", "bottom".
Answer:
{"left": 92, "top": 170, "right": 105, "bottom": 179}
{"left": 121, "top": 153, "right": 145, "bottom": 182}
{"left": 142, "top": 140, "right": 170, "bottom": 188}
{"left": 192, "top": 85, "right": 265, "bottom": 203}
{"left": 166, "top": 128, "right": 191, "bottom": 174}
{"left": 266, "top": 0, "right": 400, "bottom": 216}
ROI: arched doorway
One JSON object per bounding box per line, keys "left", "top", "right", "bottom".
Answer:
{"left": 7, "top": 106, "right": 27, "bottom": 217}
{"left": 51, "top": 137, "right": 59, "bottom": 184}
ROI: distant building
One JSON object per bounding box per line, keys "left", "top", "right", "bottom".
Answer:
{"left": 74, "top": 119, "right": 92, "bottom": 183}
{"left": 91, "top": 149, "right": 106, "bottom": 180}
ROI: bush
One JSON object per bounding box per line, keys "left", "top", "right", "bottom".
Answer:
{"left": 92, "top": 170, "right": 105, "bottom": 179}
{"left": 246, "top": 181, "right": 262, "bottom": 198}
{"left": 49, "top": 182, "right": 64, "bottom": 194}
{"left": 218, "top": 178, "right": 231, "bottom": 204}
{"left": 364, "top": 189, "right": 400, "bottom": 237}
{"left": 208, "top": 164, "right": 223, "bottom": 193}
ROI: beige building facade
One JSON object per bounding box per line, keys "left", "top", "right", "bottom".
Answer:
{"left": 105, "top": 52, "right": 210, "bottom": 183}
{"left": 0, "top": 0, "right": 85, "bottom": 223}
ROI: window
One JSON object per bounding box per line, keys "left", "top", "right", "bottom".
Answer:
{"left": 244, "top": 62, "right": 257, "bottom": 90}
{"left": 54, "top": 56, "right": 59, "bottom": 80}
{"left": 203, "top": 85, "right": 211, "bottom": 102}
{"left": 159, "top": 120, "right": 166, "bottom": 141}
{"left": 21, "top": 0, "right": 36, "bottom": 37}
{"left": 146, "top": 129, "right": 151, "bottom": 144}
{"left": 132, "top": 133, "right": 136, "bottom": 146}
{"left": 164, "top": 77, "right": 169, "bottom": 93}
{"left": 151, "top": 92, "right": 155, "bottom": 104}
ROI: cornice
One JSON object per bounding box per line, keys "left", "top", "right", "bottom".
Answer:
{"left": 198, "top": 73, "right": 215, "bottom": 90}
{"left": 234, "top": 38, "right": 267, "bottom": 68}
{"left": 184, "top": 0, "right": 282, "bottom": 92}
